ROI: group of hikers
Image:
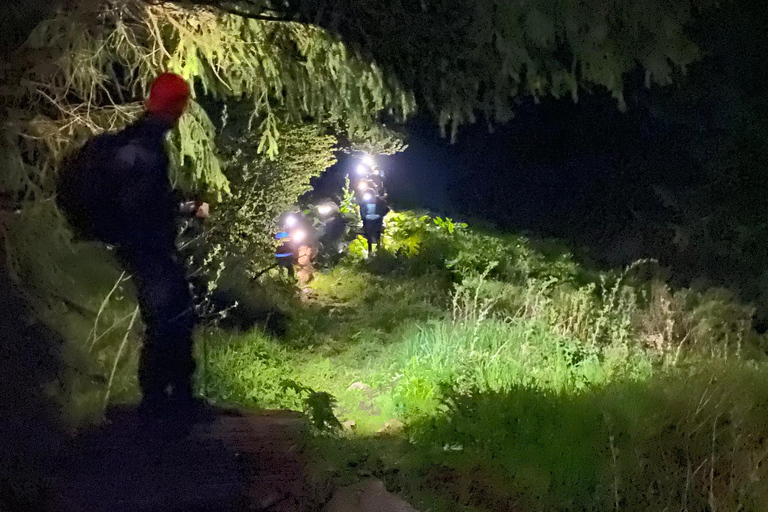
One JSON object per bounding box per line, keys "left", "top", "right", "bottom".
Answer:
{"left": 56, "top": 72, "right": 391, "bottom": 418}
{"left": 272, "top": 158, "right": 391, "bottom": 284}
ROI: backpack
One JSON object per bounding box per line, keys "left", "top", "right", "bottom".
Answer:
{"left": 56, "top": 132, "right": 131, "bottom": 244}
{"left": 364, "top": 202, "right": 380, "bottom": 221}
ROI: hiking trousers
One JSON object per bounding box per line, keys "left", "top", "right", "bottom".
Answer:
{"left": 115, "top": 242, "right": 196, "bottom": 405}
{"left": 362, "top": 218, "right": 384, "bottom": 251}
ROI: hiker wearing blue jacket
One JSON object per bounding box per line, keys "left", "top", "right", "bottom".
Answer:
{"left": 358, "top": 190, "right": 390, "bottom": 255}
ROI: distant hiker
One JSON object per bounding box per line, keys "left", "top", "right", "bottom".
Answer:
{"left": 57, "top": 73, "right": 208, "bottom": 417}
{"left": 359, "top": 190, "right": 390, "bottom": 255}
{"left": 296, "top": 243, "right": 316, "bottom": 285}
{"left": 355, "top": 178, "right": 377, "bottom": 201}
{"left": 275, "top": 231, "right": 296, "bottom": 278}
{"left": 316, "top": 202, "right": 347, "bottom": 264}
{"left": 369, "top": 168, "right": 387, "bottom": 199}
{"left": 276, "top": 213, "right": 317, "bottom": 285}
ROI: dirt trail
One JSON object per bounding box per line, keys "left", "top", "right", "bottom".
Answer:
{"left": 49, "top": 409, "right": 331, "bottom": 511}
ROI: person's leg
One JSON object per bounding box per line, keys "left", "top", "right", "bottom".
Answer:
{"left": 362, "top": 220, "right": 373, "bottom": 254}
{"left": 297, "top": 245, "right": 315, "bottom": 285}
{"left": 369, "top": 219, "right": 383, "bottom": 254}
{"left": 116, "top": 246, "right": 167, "bottom": 409}
{"left": 118, "top": 246, "right": 195, "bottom": 409}
{"left": 375, "top": 219, "right": 384, "bottom": 250}
{"left": 157, "top": 254, "right": 196, "bottom": 403}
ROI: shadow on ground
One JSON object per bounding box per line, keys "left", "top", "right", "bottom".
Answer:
{"left": 48, "top": 408, "right": 329, "bottom": 512}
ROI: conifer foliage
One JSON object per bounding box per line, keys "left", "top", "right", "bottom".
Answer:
{"left": 190, "top": 0, "right": 717, "bottom": 139}
{"left": 0, "top": 0, "right": 413, "bottom": 287}
{"left": 210, "top": 106, "right": 338, "bottom": 274}
{"left": 0, "top": 0, "right": 413, "bottom": 196}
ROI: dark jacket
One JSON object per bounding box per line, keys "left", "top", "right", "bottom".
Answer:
{"left": 58, "top": 115, "right": 177, "bottom": 247}
{"left": 361, "top": 196, "right": 390, "bottom": 223}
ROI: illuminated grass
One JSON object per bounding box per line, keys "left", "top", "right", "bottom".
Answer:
{"left": 199, "top": 235, "right": 768, "bottom": 510}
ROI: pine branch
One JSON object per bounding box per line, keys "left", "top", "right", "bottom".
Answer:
{"left": 145, "top": 0, "right": 307, "bottom": 24}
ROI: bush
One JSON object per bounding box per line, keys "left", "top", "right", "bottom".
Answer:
{"left": 206, "top": 119, "right": 338, "bottom": 276}
{"left": 639, "top": 281, "right": 763, "bottom": 362}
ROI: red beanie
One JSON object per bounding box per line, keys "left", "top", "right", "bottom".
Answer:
{"left": 146, "top": 73, "right": 191, "bottom": 118}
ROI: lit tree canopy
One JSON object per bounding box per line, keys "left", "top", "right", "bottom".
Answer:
{"left": 181, "top": 0, "right": 717, "bottom": 137}
{"left": 0, "top": 0, "right": 414, "bottom": 288}
{"left": 0, "top": 0, "right": 415, "bottom": 200}
{"left": 0, "top": 0, "right": 718, "bottom": 287}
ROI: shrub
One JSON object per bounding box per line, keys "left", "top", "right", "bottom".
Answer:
{"left": 639, "top": 281, "right": 763, "bottom": 362}
{"left": 206, "top": 120, "right": 338, "bottom": 276}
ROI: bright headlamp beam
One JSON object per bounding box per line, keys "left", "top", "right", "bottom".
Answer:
{"left": 362, "top": 155, "right": 375, "bottom": 166}
{"left": 285, "top": 215, "right": 297, "bottom": 227}
{"left": 293, "top": 230, "right": 306, "bottom": 243}
{"left": 318, "top": 205, "right": 332, "bottom": 215}
{"left": 363, "top": 193, "right": 372, "bottom": 201}
{"left": 356, "top": 164, "right": 368, "bottom": 175}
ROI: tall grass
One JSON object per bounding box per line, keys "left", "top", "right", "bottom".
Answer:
{"left": 28, "top": 207, "right": 768, "bottom": 510}
{"left": 397, "top": 365, "right": 768, "bottom": 511}
{"left": 225, "top": 211, "right": 768, "bottom": 510}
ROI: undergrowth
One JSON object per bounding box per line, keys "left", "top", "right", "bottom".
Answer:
{"left": 37, "top": 209, "right": 768, "bottom": 510}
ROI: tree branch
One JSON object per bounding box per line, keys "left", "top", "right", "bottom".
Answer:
{"left": 147, "top": 0, "right": 308, "bottom": 24}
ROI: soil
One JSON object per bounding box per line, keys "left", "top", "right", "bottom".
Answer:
{"left": 48, "top": 408, "right": 332, "bottom": 512}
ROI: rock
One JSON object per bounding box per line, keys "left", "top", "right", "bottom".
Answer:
{"left": 322, "top": 478, "right": 419, "bottom": 512}
{"left": 347, "top": 381, "right": 372, "bottom": 392}
{"left": 341, "top": 419, "right": 356, "bottom": 432}
{"left": 376, "top": 419, "right": 405, "bottom": 436}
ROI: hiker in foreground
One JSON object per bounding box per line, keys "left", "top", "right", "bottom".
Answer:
{"left": 58, "top": 73, "right": 208, "bottom": 417}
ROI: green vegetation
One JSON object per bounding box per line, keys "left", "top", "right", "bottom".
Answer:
{"left": 181, "top": 0, "right": 717, "bottom": 138}
{"left": 0, "top": 0, "right": 412, "bottom": 313}
{"left": 189, "top": 211, "right": 768, "bottom": 511}
{"left": 0, "top": 0, "right": 411, "bottom": 428}
{"left": 1, "top": 1, "right": 761, "bottom": 509}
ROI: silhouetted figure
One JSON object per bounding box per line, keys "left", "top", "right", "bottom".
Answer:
{"left": 354, "top": 177, "right": 376, "bottom": 202}
{"left": 316, "top": 202, "right": 347, "bottom": 264}
{"left": 57, "top": 73, "right": 208, "bottom": 416}
{"left": 359, "top": 190, "right": 390, "bottom": 255}
{"left": 275, "top": 231, "right": 296, "bottom": 278}
{"left": 275, "top": 212, "right": 318, "bottom": 285}
{"left": 369, "top": 168, "right": 387, "bottom": 199}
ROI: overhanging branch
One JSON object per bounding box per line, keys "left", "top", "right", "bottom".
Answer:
{"left": 146, "top": 0, "right": 307, "bottom": 23}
